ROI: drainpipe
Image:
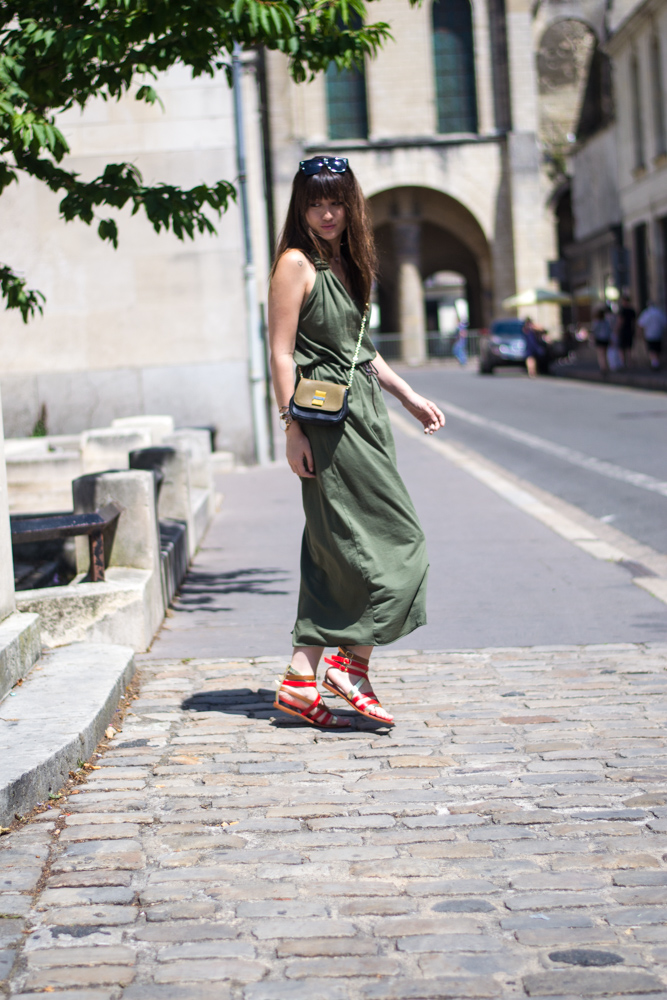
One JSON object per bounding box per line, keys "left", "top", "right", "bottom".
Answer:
{"left": 232, "top": 43, "right": 271, "bottom": 466}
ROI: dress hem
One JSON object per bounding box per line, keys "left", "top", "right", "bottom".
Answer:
{"left": 291, "top": 615, "right": 427, "bottom": 650}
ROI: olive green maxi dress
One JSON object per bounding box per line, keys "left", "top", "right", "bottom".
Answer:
{"left": 292, "top": 259, "right": 429, "bottom": 648}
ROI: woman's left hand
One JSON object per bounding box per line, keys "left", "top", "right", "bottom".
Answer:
{"left": 403, "top": 392, "right": 446, "bottom": 435}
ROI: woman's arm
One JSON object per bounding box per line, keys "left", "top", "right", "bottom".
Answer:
{"left": 372, "top": 353, "right": 445, "bottom": 435}
{"left": 268, "top": 251, "right": 318, "bottom": 478}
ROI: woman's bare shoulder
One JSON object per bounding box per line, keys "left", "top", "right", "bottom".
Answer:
{"left": 274, "top": 248, "right": 316, "bottom": 276}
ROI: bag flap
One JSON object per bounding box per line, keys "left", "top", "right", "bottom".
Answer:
{"left": 293, "top": 378, "right": 346, "bottom": 412}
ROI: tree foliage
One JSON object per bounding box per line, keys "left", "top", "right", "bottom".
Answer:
{"left": 0, "top": 0, "right": 398, "bottom": 320}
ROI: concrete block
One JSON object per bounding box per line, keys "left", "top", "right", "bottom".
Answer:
{"left": 129, "top": 447, "right": 194, "bottom": 556}
{"left": 17, "top": 569, "right": 155, "bottom": 651}
{"left": 0, "top": 611, "right": 41, "bottom": 700}
{"left": 72, "top": 470, "right": 164, "bottom": 640}
{"left": 81, "top": 429, "right": 151, "bottom": 476}
{"left": 164, "top": 430, "right": 215, "bottom": 538}
{"left": 210, "top": 451, "right": 235, "bottom": 473}
{"left": 6, "top": 449, "right": 82, "bottom": 513}
{"left": 5, "top": 451, "right": 82, "bottom": 485}
{"left": 111, "top": 415, "right": 174, "bottom": 445}
{"left": 0, "top": 642, "right": 135, "bottom": 826}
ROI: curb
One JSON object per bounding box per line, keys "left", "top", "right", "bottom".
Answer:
{"left": 551, "top": 365, "right": 667, "bottom": 392}
{"left": 0, "top": 642, "right": 135, "bottom": 826}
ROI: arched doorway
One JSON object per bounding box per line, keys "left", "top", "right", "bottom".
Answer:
{"left": 368, "top": 187, "right": 492, "bottom": 362}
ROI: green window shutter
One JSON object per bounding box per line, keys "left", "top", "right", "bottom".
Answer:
{"left": 433, "top": 0, "right": 478, "bottom": 134}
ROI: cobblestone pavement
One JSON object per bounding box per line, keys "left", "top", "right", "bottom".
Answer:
{"left": 4, "top": 643, "right": 667, "bottom": 1000}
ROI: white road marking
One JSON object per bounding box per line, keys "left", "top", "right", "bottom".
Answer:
{"left": 388, "top": 410, "right": 667, "bottom": 609}
{"left": 434, "top": 399, "right": 667, "bottom": 499}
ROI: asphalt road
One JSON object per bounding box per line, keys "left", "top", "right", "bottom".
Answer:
{"left": 145, "top": 367, "right": 667, "bottom": 659}
{"left": 396, "top": 365, "right": 667, "bottom": 555}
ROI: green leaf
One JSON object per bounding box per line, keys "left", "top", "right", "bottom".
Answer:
{"left": 0, "top": 264, "right": 45, "bottom": 323}
{"left": 98, "top": 217, "right": 118, "bottom": 248}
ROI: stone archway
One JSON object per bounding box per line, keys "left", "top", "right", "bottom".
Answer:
{"left": 368, "top": 186, "right": 493, "bottom": 362}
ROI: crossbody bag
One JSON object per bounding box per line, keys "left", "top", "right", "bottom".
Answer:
{"left": 289, "top": 311, "right": 368, "bottom": 427}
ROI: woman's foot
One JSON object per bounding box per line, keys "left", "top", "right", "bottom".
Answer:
{"left": 274, "top": 668, "right": 351, "bottom": 729}
{"left": 323, "top": 647, "right": 394, "bottom": 725}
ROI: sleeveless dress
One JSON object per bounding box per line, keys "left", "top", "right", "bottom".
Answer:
{"left": 292, "top": 259, "right": 428, "bottom": 648}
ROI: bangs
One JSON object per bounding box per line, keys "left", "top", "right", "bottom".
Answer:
{"left": 302, "top": 169, "right": 350, "bottom": 203}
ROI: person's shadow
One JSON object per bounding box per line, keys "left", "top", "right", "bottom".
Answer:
{"left": 181, "top": 687, "right": 391, "bottom": 731}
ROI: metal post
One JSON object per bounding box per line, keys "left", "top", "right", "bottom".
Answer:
{"left": 232, "top": 43, "right": 271, "bottom": 466}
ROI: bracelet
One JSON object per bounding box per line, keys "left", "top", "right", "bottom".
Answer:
{"left": 279, "top": 408, "right": 294, "bottom": 430}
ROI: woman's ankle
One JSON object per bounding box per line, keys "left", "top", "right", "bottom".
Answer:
{"left": 340, "top": 645, "right": 373, "bottom": 666}
{"left": 285, "top": 664, "right": 314, "bottom": 679}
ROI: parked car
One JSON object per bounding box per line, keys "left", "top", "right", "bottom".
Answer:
{"left": 479, "top": 319, "right": 556, "bottom": 375}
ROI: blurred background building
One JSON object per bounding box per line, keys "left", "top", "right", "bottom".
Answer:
{"left": 0, "top": 0, "right": 664, "bottom": 457}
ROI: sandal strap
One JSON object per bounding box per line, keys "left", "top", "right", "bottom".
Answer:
{"left": 324, "top": 653, "right": 368, "bottom": 678}
{"left": 324, "top": 656, "right": 383, "bottom": 710}
{"left": 277, "top": 686, "right": 338, "bottom": 726}
{"left": 346, "top": 683, "right": 381, "bottom": 709}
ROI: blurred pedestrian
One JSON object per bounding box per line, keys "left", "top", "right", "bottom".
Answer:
{"left": 452, "top": 319, "right": 468, "bottom": 366}
{"left": 523, "top": 317, "right": 548, "bottom": 378}
{"left": 590, "top": 305, "right": 612, "bottom": 374}
{"left": 637, "top": 301, "right": 666, "bottom": 370}
{"left": 615, "top": 294, "right": 636, "bottom": 368}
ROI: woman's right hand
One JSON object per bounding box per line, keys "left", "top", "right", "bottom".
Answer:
{"left": 286, "top": 423, "right": 316, "bottom": 478}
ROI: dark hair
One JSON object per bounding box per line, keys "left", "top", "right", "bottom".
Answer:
{"left": 271, "top": 163, "right": 376, "bottom": 307}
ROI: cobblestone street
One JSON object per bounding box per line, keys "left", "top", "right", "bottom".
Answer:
{"left": 4, "top": 643, "right": 667, "bottom": 998}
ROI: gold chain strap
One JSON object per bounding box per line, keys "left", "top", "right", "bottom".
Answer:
{"left": 346, "top": 309, "right": 369, "bottom": 390}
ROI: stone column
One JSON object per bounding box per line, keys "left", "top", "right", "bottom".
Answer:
{"left": 395, "top": 219, "right": 426, "bottom": 364}
{"left": 504, "top": 0, "right": 559, "bottom": 329}
{"left": 0, "top": 387, "right": 16, "bottom": 623}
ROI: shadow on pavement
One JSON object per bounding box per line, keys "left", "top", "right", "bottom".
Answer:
{"left": 181, "top": 687, "right": 390, "bottom": 732}
{"left": 174, "top": 567, "right": 290, "bottom": 612}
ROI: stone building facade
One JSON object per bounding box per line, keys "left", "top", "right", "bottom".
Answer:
{"left": 556, "top": 0, "right": 667, "bottom": 313}
{"left": 607, "top": 0, "right": 667, "bottom": 311}
{"left": 0, "top": 0, "right": 584, "bottom": 454}
{"left": 0, "top": 62, "right": 270, "bottom": 460}
{"left": 266, "top": 0, "right": 560, "bottom": 361}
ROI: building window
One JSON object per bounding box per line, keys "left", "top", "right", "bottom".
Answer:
{"left": 634, "top": 222, "right": 649, "bottom": 310}
{"left": 487, "top": 0, "right": 511, "bottom": 132}
{"left": 432, "top": 0, "right": 478, "bottom": 134}
{"left": 651, "top": 35, "right": 666, "bottom": 156}
{"left": 630, "top": 52, "right": 645, "bottom": 168}
{"left": 326, "top": 17, "right": 368, "bottom": 141}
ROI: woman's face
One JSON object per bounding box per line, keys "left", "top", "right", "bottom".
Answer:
{"left": 305, "top": 197, "right": 347, "bottom": 244}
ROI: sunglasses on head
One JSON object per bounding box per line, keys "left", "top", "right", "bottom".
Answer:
{"left": 299, "top": 156, "right": 349, "bottom": 175}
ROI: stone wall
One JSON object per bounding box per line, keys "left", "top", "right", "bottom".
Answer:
{"left": 0, "top": 63, "right": 269, "bottom": 461}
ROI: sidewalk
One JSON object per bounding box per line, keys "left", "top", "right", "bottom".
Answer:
{"left": 142, "top": 419, "right": 667, "bottom": 661}
{"left": 4, "top": 419, "right": 667, "bottom": 996}
{"left": 550, "top": 352, "right": 667, "bottom": 392}
{"left": 3, "top": 643, "right": 667, "bottom": 998}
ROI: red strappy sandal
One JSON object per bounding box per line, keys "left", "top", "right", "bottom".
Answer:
{"left": 323, "top": 647, "right": 394, "bottom": 725}
{"left": 274, "top": 669, "right": 352, "bottom": 729}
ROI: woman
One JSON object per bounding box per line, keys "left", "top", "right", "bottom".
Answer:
{"left": 268, "top": 156, "right": 445, "bottom": 729}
